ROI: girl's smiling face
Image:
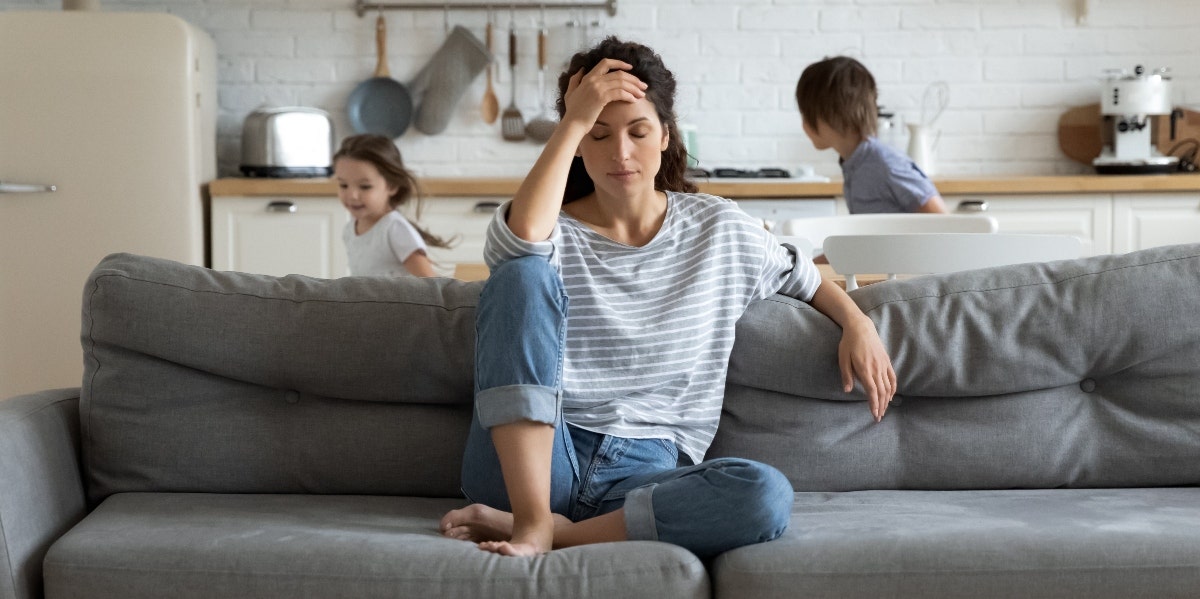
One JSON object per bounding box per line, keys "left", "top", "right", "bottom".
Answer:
{"left": 578, "top": 96, "right": 669, "bottom": 200}
{"left": 334, "top": 157, "right": 397, "bottom": 230}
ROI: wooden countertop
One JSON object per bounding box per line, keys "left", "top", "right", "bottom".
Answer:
{"left": 208, "top": 173, "right": 1200, "bottom": 199}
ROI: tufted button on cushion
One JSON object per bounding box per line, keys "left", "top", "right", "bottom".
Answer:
{"left": 1080, "top": 379, "right": 1097, "bottom": 393}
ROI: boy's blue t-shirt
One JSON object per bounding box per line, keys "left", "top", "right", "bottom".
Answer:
{"left": 840, "top": 137, "right": 939, "bottom": 213}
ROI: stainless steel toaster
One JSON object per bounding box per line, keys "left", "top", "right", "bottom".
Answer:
{"left": 239, "top": 106, "right": 334, "bottom": 178}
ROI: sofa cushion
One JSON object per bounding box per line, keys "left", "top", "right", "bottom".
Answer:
{"left": 80, "top": 253, "right": 482, "bottom": 502}
{"left": 714, "top": 488, "right": 1200, "bottom": 598}
{"left": 711, "top": 243, "right": 1200, "bottom": 491}
{"left": 42, "top": 493, "right": 708, "bottom": 599}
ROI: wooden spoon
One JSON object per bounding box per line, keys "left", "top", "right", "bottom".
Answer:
{"left": 480, "top": 18, "right": 499, "bottom": 124}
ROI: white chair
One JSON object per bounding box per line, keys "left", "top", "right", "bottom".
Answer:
{"left": 778, "top": 214, "right": 999, "bottom": 256}
{"left": 822, "top": 233, "right": 1084, "bottom": 290}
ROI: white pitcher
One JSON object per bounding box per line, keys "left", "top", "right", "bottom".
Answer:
{"left": 906, "top": 123, "right": 940, "bottom": 176}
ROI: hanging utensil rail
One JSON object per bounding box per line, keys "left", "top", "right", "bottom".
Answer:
{"left": 355, "top": 0, "right": 616, "bottom": 17}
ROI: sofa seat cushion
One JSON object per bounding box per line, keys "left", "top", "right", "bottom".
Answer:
{"left": 44, "top": 493, "right": 708, "bottom": 599}
{"left": 715, "top": 488, "right": 1200, "bottom": 599}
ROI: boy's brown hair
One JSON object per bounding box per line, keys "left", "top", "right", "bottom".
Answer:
{"left": 795, "top": 56, "right": 878, "bottom": 139}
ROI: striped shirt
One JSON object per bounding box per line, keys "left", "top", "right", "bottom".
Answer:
{"left": 484, "top": 191, "right": 822, "bottom": 464}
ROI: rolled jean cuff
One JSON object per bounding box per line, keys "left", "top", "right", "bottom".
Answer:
{"left": 623, "top": 484, "right": 659, "bottom": 542}
{"left": 475, "top": 384, "right": 561, "bottom": 429}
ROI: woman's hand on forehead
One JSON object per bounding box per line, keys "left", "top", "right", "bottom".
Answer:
{"left": 563, "top": 58, "right": 648, "bottom": 125}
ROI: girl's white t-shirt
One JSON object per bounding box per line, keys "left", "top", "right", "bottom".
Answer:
{"left": 343, "top": 211, "right": 427, "bottom": 276}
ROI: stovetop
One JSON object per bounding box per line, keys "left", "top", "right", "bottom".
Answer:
{"left": 687, "top": 167, "right": 794, "bottom": 179}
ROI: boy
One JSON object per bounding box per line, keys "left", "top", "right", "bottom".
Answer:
{"left": 795, "top": 56, "right": 947, "bottom": 214}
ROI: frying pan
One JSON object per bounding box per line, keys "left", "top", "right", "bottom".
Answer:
{"left": 347, "top": 15, "right": 413, "bottom": 138}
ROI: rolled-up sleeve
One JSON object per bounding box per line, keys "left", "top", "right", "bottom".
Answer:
{"left": 483, "top": 200, "right": 563, "bottom": 271}
{"left": 756, "top": 235, "right": 822, "bottom": 302}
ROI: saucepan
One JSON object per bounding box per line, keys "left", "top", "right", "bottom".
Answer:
{"left": 347, "top": 15, "right": 413, "bottom": 138}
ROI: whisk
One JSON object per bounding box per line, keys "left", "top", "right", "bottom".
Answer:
{"left": 920, "top": 81, "right": 950, "bottom": 128}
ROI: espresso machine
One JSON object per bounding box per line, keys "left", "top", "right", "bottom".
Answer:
{"left": 1093, "top": 65, "right": 1180, "bottom": 174}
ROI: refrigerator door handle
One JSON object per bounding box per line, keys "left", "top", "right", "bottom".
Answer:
{"left": 0, "top": 181, "right": 57, "bottom": 194}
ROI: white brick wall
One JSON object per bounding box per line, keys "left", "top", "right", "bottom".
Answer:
{"left": 7, "top": 0, "right": 1200, "bottom": 178}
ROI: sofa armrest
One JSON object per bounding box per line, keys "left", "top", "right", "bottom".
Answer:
{"left": 0, "top": 389, "right": 87, "bottom": 599}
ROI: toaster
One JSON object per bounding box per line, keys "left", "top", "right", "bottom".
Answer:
{"left": 240, "top": 106, "right": 334, "bottom": 177}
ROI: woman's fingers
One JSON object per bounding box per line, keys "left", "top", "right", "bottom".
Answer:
{"left": 562, "top": 63, "right": 647, "bottom": 126}
{"left": 871, "top": 362, "right": 897, "bottom": 421}
{"left": 578, "top": 60, "right": 646, "bottom": 100}
{"left": 587, "top": 58, "right": 634, "bottom": 76}
{"left": 848, "top": 355, "right": 896, "bottom": 423}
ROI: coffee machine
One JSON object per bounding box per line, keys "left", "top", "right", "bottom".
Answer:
{"left": 1093, "top": 65, "right": 1180, "bottom": 174}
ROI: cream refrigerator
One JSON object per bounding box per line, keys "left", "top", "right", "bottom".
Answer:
{"left": 0, "top": 11, "right": 216, "bottom": 399}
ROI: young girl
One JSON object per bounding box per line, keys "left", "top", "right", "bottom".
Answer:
{"left": 332, "top": 134, "right": 452, "bottom": 277}
{"left": 439, "top": 38, "right": 897, "bottom": 559}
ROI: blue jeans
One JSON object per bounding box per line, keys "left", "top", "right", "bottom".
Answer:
{"left": 460, "top": 256, "right": 793, "bottom": 559}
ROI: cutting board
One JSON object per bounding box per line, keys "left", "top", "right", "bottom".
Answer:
{"left": 1057, "top": 103, "right": 1200, "bottom": 165}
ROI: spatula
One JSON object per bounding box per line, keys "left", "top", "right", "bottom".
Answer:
{"left": 501, "top": 15, "right": 526, "bottom": 141}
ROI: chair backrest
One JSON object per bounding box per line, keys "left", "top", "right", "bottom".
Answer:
{"left": 822, "top": 233, "right": 1084, "bottom": 290}
{"left": 778, "top": 214, "right": 999, "bottom": 254}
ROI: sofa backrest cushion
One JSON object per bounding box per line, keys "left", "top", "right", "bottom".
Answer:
{"left": 81, "top": 253, "right": 480, "bottom": 503}
{"left": 710, "top": 243, "right": 1200, "bottom": 491}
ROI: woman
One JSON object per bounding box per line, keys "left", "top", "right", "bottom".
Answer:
{"left": 440, "top": 37, "right": 896, "bottom": 559}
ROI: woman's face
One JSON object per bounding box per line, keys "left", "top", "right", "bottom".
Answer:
{"left": 578, "top": 96, "right": 669, "bottom": 200}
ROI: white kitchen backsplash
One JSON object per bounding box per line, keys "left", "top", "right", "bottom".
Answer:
{"left": 8, "top": 0, "right": 1200, "bottom": 179}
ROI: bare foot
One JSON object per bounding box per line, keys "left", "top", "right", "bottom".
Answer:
{"left": 440, "top": 504, "right": 513, "bottom": 543}
{"left": 441, "top": 504, "right": 573, "bottom": 556}
{"left": 477, "top": 539, "right": 544, "bottom": 557}
{"left": 479, "top": 516, "right": 554, "bottom": 557}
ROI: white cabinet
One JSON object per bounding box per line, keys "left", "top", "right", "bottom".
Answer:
{"left": 946, "top": 194, "right": 1112, "bottom": 256}
{"left": 210, "top": 196, "right": 348, "bottom": 278}
{"left": 210, "top": 194, "right": 501, "bottom": 279}
{"left": 400, "top": 197, "right": 500, "bottom": 277}
{"left": 1112, "top": 193, "right": 1200, "bottom": 253}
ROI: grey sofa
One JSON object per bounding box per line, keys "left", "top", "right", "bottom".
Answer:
{"left": 2, "top": 243, "right": 1199, "bottom": 599}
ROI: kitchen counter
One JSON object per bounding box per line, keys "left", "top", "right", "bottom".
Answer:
{"left": 208, "top": 174, "right": 1200, "bottom": 199}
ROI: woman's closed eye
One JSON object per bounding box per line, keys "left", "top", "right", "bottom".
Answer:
{"left": 589, "top": 130, "right": 649, "bottom": 141}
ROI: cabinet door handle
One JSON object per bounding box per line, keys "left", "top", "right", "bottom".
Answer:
{"left": 956, "top": 199, "right": 989, "bottom": 213}
{"left": 0, "top": 181, "right": 57, "bottom": 194}
{"left": 472, "top": 201, "right": 501, "bottom": 213}
{"left": 266, "top": 201, "right": 297, "bottom": 213}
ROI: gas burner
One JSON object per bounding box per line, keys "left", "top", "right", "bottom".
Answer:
{"left": 687, "top": 167, "right": 793, "bottom": 179}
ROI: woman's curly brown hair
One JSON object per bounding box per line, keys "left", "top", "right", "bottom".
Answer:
{"left": 555, "top": 37, "right": 698, "bottom": 203}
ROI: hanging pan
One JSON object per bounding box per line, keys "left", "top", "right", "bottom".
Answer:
{"left": 347, "top": 14, "right": 413, "bottom": 138}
